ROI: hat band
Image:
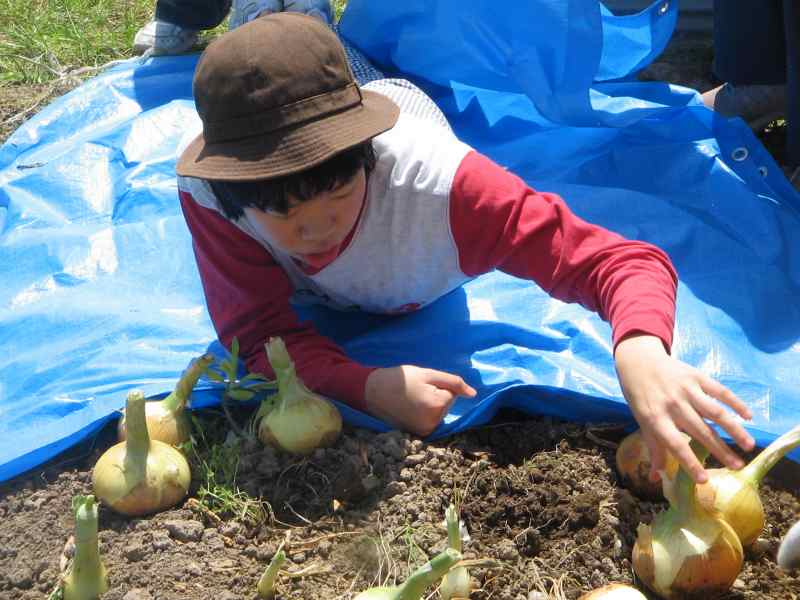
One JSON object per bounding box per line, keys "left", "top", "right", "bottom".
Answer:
{"left": 203, "top": 82, "right": 363, "bottom": 143}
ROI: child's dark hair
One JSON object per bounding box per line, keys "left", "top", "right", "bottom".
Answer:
{"left": 209, "top": 141, "right": 377, "bottom": 220}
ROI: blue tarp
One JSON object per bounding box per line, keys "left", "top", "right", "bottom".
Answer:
{"left": 1, "top": 0, "right": 799, "bottom": 483}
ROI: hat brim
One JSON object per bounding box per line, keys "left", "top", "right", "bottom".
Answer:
{"left": 176, "top": 90, "right": 399, "bottom": 181}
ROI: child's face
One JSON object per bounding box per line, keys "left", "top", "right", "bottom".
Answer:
{"left": 245, "top": 168, "right": 366, "bottom": 266}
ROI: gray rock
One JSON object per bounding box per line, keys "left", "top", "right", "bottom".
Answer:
{"left": 124, "top": 543, "right": 147, "bottom": 562}
{"left": 152, "top": 534, "right": 173, "bottom": 551}
{"left": 163, "top": 519, "right": 204, "bottom": 542}
{"left": 8, "top": 567, "right": 33, "bottom": 589}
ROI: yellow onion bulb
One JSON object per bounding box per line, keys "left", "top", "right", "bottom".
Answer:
{"left": 632, "top": 442, "right": 743, "bottom": 599}
{"left": 578, "top": 583, "right": 647, "bottom": 599}
{"left": 696, "top": 469, "right": 764, "bottom": 548}
{"left": 615, "top": 429, "right": 680, "bottom": 500}
{"left": 117, "top": 353, "right": 212, "bottom": 446}
{"left": 258, "top": 393, "right": 342, "bottom": 455}
{"left": 256, "top": 338, "right": 342, "bottom": 455}
{"left": 117, "top": 400, "right": 191, "bottom": 447}
{"left": 93, "top": 390, "right": 191, "bottom": 516}
{"left": 695, "top": 424, "right": 800, "bottom": 548}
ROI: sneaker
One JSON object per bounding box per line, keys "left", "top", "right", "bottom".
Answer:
{"left": 229, "top": 0, "right": 332, "bottom": 30}
{"left": 701, "top": 83, "right": 787, "bottom": 132}
{"left": 133, "top": 20, "right": 199, "bottom": 56}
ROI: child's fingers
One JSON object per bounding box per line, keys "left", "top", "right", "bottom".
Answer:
{"left": 425, "top": 369, "right": 476, "bottom": 397}
{"left": 661, "top": 425, "right": 709, "bottom": 483}
{"left": 698, "top": 375, "right": 753, "bottom": 422}
{"left": 677, "top": 401, "right": 745, "bottom": 472}
{"left": 692, "top": 384, "right": 755, "bottom": 453}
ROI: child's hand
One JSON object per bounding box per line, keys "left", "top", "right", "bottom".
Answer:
{"left": 364, "top": 366, "right": 477, "bottom": 436}
{"left": 614, "top": 334, "right": 755, "bottom": 484}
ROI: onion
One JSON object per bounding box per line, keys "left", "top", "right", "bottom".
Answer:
{"left": 695, "top": 424, "right": 800, "bottom": 547}
{"left": 632, "top": 441, "right": 743, "bottom": 599}
{"left": 62, "top": 495, "right": 109, "bottom": 600}
{"left": 440, "top": 504, "right": 472, "bottom": 600}
{"left": 578, "top": 583, "right": 647, "bottom": 599}
{"left": 256, "top": 337, "right": 342, "bottom": 455}
{"left": 117, "top": 353, "right": 213, "bottom": 447}
{"left": 354, "top": 548, "right": 462, "bottom": 600}
{"left": 93, "top": 390, "right": 191, "bottom": 516}
{"left": 257, "top": 544, "right": 286, "bottom": 599}
{"left": 615, "top": 429, "right": 680, "bottom": 500}
{"left": 777, "top": 520, "right": 800, "bottom": 571}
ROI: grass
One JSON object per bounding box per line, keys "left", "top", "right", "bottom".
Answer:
{"left": 0, "top": 0, "right": 350, "bottom": 85}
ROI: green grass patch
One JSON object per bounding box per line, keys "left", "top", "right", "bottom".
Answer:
{"left": 0, "top": 0, "right": 155, "bottom": 84}
{"left": 1, "top": 0, "right": 350, "bottom": 85}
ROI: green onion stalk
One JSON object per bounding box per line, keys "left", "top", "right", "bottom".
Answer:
{"left": 696, "top": 424, "right": 800, "bottom": 547}
{"left": 632, "top": 441, "right": 743, "bottom": 599}
{"left": 117, "top": 354, "right": 213, "bottom": 447}
{"left": 354, "top": 548, "right": 462, "bottom": 600}
{"left": 256, "top": 337, "right": 342, "bottom": 455}
{"left": 257, "top": 544, "right": 286, "bottom": 599}
{"left": 62, "top": 495, "right": 109, "bottom": 600}
{"left": 439, "top": 504, "right": 472, "bottom": 600}
{"left": 93, "top": 390, "right": 191, "bottom": 516}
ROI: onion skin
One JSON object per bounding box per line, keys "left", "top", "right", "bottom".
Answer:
{"left": 632, "top": 441, "right": 743, "bottom": 599}
{"left": 694, "top": 424, "right": 800, "bottom": 548}
{"left": 94, "top": 390, "right": 191, "bottom": 516}
{"left": 615, "top": 430, "right": 680, "bottom": 500}
{"left": 117, "top": 353, "right": 212, "bottom": 447}
{"left": 440, "top": 504, "right": 472, "bottom": 600}
{"left": 777, "top": 520, "right": 800, "bottom": 571}
{"left": 578, "top": 583, "right": 647, "bottom": 599}
{"left": 257, "top": 338, "right": 342, "bottom": 455}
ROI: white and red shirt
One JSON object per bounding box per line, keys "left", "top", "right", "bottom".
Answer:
{"left": 178, "top": 111, "right": 678, "bottom": 411}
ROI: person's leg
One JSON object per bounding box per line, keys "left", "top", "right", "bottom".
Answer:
{"left": 134, "top": 0, "right": 231, "bottom": 55}
{"left": 155, "top": 0, "right": 232, "bottom": 29}
{"left": 702, "top": 0, "right": 787, "bottom": 131}
{"left": 229, "top": 0, "right": 332, "bottom": 30}
{"left": 783, "top": 0, "right": 799, "bottom": 166}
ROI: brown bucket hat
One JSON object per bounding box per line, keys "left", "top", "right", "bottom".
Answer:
{"left": 176, "top": 12, "right": 399, "bottom": 181}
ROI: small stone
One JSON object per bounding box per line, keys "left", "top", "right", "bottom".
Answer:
{"left": 185, "top": 561, "right": 203, "bottom": 576}
{"left": 399, "top": 468, "right": 414, "bottom": 481}
{"left": 384, "top": 481, "right": 406, "bottom": 497}
{"left": 733, "top": 578, "right": 746, "bottom": 590}
{"left": 318, "top": 540, "right": 332, "bottom": 557}
{"left": 218, "top": 592, "right": 238, "bottom": 600}
{"left": 528, "top": 593, "right": 548, "bottom": 600}
{"left": 404, "top": 453, "right": 426, "bottom": 466}
{"left": 152, "top": 535, "right": 173, "bottom": 551}
{"left": 163, "top": 519, "right": 204, "bottom": 542}
{"left": 124, "top": 543, "right": 147, "bottom": 562}
{"left": 292, "top": 552, "right": 307, "bottom": 563}
{"left": 122, "top": 590, "right": 153, "bottom": 600}
{"left": 497, "top": 539, "right": 517, "bottom": 561}
{"left": 8, "top": 567, "right": 33, "bottom": 589}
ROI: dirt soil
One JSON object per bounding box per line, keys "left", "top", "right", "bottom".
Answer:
{"left": 1, "top": 29, "right": 799, "bottom": 600}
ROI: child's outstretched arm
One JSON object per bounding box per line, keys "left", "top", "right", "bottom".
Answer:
{"left": 449, "top": 151, "right": 754, "bottom": 481}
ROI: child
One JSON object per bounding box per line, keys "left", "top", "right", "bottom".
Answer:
{"left": 176, "top": 12, "right": 755, "bottom": 483}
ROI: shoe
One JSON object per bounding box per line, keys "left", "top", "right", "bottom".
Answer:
{"left": 229, "top": 0, "right": 332, "bottom": 30}
{"left": 133, "top": 20, "right": 199, "bottom": 55}
{"left": 701, "top": 83, "right": 787, "bottom": 132}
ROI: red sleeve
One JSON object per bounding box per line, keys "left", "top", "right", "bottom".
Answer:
{"left": 179, "top": 190, "right": 374, "bottom": 409}
{"left": 450, "top": 151, "right": 678, "bottom": 350}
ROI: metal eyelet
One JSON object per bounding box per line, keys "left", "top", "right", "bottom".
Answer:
{"left": 732, "top": 147, "right": 749, "bottom": 161}
{"left": 758, "top": 166, "right": 769, "bottom": 177}
{"left": 658, "top": 2, "right": 670, "bottom": 15}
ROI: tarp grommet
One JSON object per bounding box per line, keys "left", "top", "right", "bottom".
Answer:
{"left": 758, "top": 166, "right": 769, "bottom": 177}
{"left": 658, "top": 2, "right": 670, "bottom": 15}
{"left": 732, "top": 147, "right": 749, "bottom": 161}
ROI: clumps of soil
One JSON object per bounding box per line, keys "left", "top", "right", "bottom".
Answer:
{"left": 0, "top": 412, "right": 798, "bottom": 600}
